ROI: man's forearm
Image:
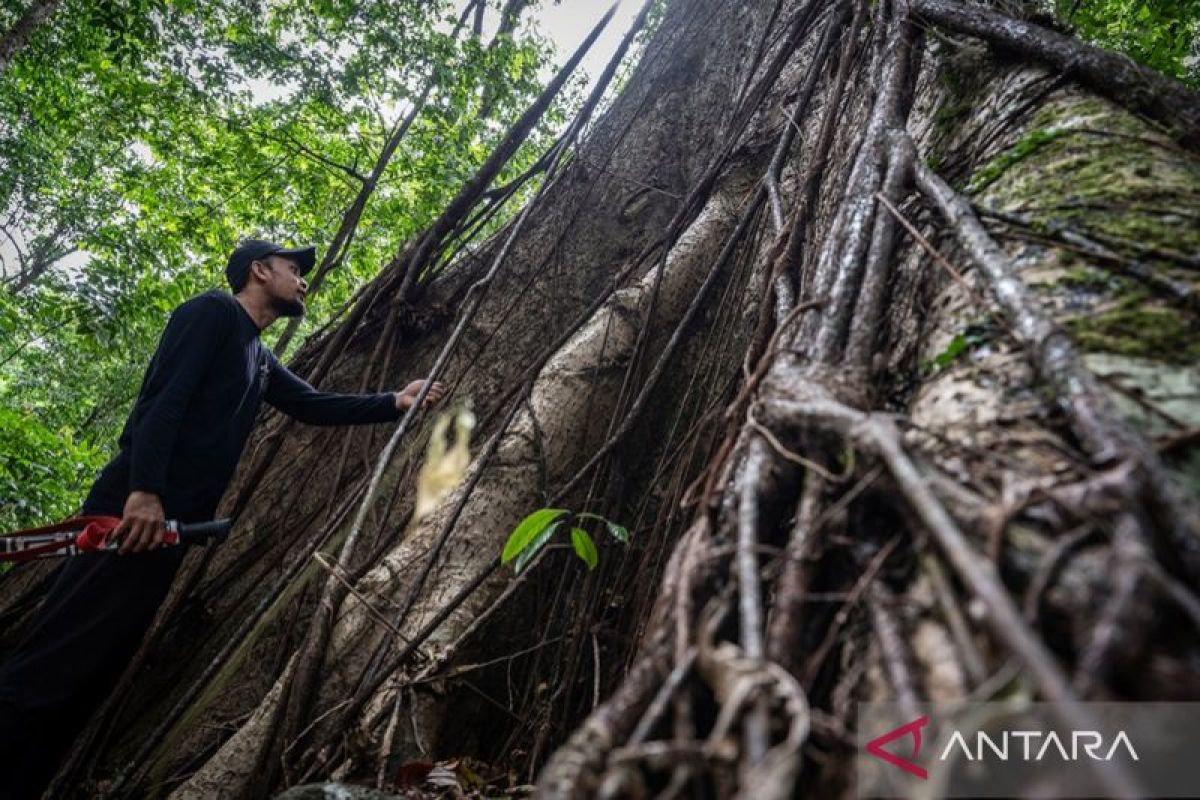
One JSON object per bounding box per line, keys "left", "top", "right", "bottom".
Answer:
{"left": 266, "top": 358, "right": 445, "bottom": 424}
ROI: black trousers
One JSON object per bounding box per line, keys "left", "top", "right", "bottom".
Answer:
{"left": 0, "top": 545, "right": 186, "bottom": 799}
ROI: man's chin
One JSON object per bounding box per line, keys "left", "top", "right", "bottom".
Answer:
{"left": 274, "top": 298, "right": 306, "bottom": 318}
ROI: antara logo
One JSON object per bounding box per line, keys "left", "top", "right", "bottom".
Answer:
{"left": 865, "top": 716, "right": 1140, "bottom": 779}
{"left": 866, "top": 715, "right": 930, "bottom": 779}
{"left": 940, "top": 730, "right": 1139, "bottom": 762}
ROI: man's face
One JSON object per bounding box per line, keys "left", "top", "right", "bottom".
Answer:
{"left": 255, "top": 254, "right": 307, "bottom": 318}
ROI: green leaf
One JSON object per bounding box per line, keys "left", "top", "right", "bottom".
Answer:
{"left": 934, "top": 334, "right": 969, "bottom": 369}
{"left": 574, "top": 511, "right": 629, "bottom": 544}
{"left": 925, "top": 327, "right": 989, "bottom": 373}
{"left": 513, "top": 520, "right": 562, "bottom": 574}
{"left": 570, "top": 527, "right": 598, "bottom": 570}
{"left": 501, "top": 508, "right": 567, "bottom": 565}
{"left": 606, "top": 521, "right": 630, "bottom": 544}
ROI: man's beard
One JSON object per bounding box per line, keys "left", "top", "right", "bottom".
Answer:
{"left": 271, "top": 295, "right": 305, "bottom": 318}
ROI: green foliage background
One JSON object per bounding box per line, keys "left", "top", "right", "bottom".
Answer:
{"left": 1055, "top": 0, "right": 1199, "bottom": 88}
{"left": 0, "top": 0, "right": 578, "bottom": 530}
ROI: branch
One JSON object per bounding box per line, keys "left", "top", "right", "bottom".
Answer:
{"left": 909, "top": 0, "right": 1200, "bottom": 146}
{"left": 735, "top": 436, "right": 774, "bottom": 767}
{"left": 976, "top": 205, "right": 1200, "bottom": 311}
{"left": 256, "top": 126, "right": 368, "bottom": 185}
{"left": 273, "top": 71, "right": 439, "bottom": 357}
{"left": 389, "top": 2, "right": 624, "bottom": 305}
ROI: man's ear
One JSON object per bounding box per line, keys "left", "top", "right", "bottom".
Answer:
{"left": 249, "top": 258, "right": 271, "bottom": 284}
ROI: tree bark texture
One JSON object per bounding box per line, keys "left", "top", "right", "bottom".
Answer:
{"left": 0, "top": 0, "right": 61, "bottom": 76}
{"left": 2, "top": 0, "right": 1198, "bottom": 797}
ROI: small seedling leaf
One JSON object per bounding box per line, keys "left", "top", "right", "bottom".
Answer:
{"left": 574, "top": 512, "right": 629, "bottom": 544}
{"left": 514, "top": 520, "right": 562, "bottom": 573}
{"left": 570, "top": 527, "right": 598, "bottom": 570}
{"left": 501, "top": 508, "right": 568, "bottom": 565}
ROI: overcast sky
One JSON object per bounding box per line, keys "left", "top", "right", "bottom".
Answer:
{"left": 531, "top": 1, "right": 643, "bottom": 95}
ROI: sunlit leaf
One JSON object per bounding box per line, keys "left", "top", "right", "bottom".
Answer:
{"left": 501, "top": 508, "right": 568, "bottom": 566}
{"left": 513, "top": 520, "right": 562, "bottom": 574}
{"left": 570, "top": 527, "right": 598, "bottom": 570}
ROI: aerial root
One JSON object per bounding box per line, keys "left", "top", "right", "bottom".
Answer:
{"left": 694, "top": 614, "right": 810, "bottom": 800}
{"left": 1073, "top": 513, "right": 1155, "bottom": 696}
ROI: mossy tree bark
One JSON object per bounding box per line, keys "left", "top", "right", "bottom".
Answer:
{"left": 3, "top": 0, "right": 1197, "bottom": 796}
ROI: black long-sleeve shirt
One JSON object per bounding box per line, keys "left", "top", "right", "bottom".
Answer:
{"left": 84, "top": 290, "right": 399, "bottom": 521}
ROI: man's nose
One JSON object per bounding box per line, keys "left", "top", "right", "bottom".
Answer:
{"left": 299, "top": 276, "right": 309, "bottom": 291}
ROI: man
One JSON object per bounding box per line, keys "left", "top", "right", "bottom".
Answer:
{"left": 0, "top": 239, "right": 446, "bottom": 798}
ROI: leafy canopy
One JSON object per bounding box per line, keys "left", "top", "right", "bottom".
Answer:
{"left": 0, "top": 0, "right": 579, "bottom": 531}
{"left": 1055, "top": 0, "right": 1200, "bottom": 88}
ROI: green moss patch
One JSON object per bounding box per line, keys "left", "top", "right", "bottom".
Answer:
{"left": 1065, "top": 306, "right": 1200, "bottom": 364}
{"left": 971, "top": 94, "right": 1200, "bottom": 256}
{"left": 967, "top": 127, "right": 1072, "bottom": 195}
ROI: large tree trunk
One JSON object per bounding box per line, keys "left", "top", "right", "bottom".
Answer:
{"left": 5, "top": 0, "right": 1198, "bottom": 797}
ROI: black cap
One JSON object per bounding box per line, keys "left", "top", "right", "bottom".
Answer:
{"left": 226, "top": 239, "right": 317, "bottom": 291}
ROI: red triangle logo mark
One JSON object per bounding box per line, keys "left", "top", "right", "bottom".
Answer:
{"left": 866, "top": 715, "right": 930, "bottom": 779}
